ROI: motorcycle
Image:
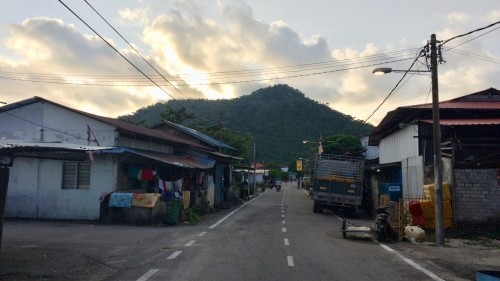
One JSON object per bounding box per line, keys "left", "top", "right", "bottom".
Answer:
{"left": 341, "top": 205, "right": 395, "bottom": 242}
{"left": 374, "top": 205, "right": 393, "bottom": 242}
{"left": 274, "top": 180, "right": 282, "bottom": 191}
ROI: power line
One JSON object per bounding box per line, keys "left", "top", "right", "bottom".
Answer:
{"left": 363, "top": 48, "right": 427, "bottom": 123}
{"left": 81, "top": 0, "right": 211, "bottom": 124}
{"left": 440, "top": 21, "right": 500, "bottom": 46}
{"left": 1, "top": 57, "right": 414, "bottom": 87}
{"left": 0, "top": 49, "right": 417, "bottom": 83}
{"left": 3, "top": 111, "right": 96, "bottom": 144}
{"left": 57, "top": 1, "right": 177, "bottom": 99}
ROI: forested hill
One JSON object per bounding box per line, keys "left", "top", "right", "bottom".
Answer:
{"left": 123, "top": 84, "right": 374, "bottom": 164}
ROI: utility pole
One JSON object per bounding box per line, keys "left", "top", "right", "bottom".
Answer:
{"left": 218, "top": 114, "right": 222, "bottom": 153}
{"left": 430, "top": 33, "right": 445, "bottom": 246}
{"left": 253, "top": 140, "right": 256, "bottom": 193}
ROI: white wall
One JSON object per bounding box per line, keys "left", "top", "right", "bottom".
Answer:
{"left": 379, "top": 125, "right": 419, "bottom": 164}
{"left": 6, "top": 155, "right": 116, "bottom": 220}
{"left": 402, "top": 156, "right": 424, "bottom": 197}
{"left": 0, "top": 102, "right": 117, "bottom": 146}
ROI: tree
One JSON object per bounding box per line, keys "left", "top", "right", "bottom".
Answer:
{"left": 321, "top": 134, "right": 365, "bottom": 157}
{"left": 160, "top": 106, "right": 195, "bottom": 124}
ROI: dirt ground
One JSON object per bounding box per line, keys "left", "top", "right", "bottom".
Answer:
{"left": 392, "top": 236, "right": 500, "bottom": 281}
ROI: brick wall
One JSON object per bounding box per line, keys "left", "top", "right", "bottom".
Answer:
{"left": 454, "top": 169, "right": 500, "bottom": 226}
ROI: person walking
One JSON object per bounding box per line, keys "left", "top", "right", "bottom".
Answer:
{"left": 241, "top": 179, "right": 249, "bottom": 201}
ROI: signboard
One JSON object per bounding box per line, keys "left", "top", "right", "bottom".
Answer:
{"left": 296, "top": 159, "right": 303, "bottom": 171}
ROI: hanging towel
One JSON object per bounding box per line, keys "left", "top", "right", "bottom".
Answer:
{"left": 158, "top": 179, "right": 175, "bottom": 193}
{"left": 128, "top": 166, "right": 140, "bottom": 180}
{"left": 174, "top": 179, "right": 183, "bottom": 192}
{"left": 109, "top": 193, "right": 133, "bottom": 208}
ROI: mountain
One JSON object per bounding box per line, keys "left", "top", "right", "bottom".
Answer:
{"left": 123, "top": 84, "right": 374, "bottom": 164}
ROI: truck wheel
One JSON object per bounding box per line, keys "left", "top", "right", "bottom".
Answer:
{"left": 313, "top": 201, "right": 318, "bottom": 213}
{"left": 318, "top": 204, "right": 324, "bottom": 214}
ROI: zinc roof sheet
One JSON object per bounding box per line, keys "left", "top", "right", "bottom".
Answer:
{"left": 420, "top": 118, "right": 500, "bottom": 126}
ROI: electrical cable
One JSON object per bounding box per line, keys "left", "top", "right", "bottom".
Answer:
{"left": 363, "top": 48, "right": 427, "bottom": 123}
{"left": 0, "top": 57, "right": 414, "bottom": 87}
{"left": 440, "top": 21, "right": 500, "bottom": 46}
{"left": 57, "top": 0, "right": 176, "bottom": 101}
{"left": 82, "top": 0, "right": 211, "bottom": 124}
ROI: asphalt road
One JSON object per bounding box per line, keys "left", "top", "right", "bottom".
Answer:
{"left": 0, "top": 182, "right": 446, "bottom": 281}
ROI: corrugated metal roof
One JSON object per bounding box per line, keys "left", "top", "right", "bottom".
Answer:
{"left": 368, "top": 88, "right": 500, "bottom": 145}
{"left": 160, "top": 121, "right": 236, "bottom": 150}
{"left": 420, "top": 118, "right": 500, "bottom": 126}
{"left": 406, "top": 102, "right": 500, "bottom": 110}
{"left": 405, "top": 88, "right": 500, "bottom": 110}
{"left": 98, "top": 147, "right": 215, "bottom": 169}
{"left": 0, "top": 140, "right": 113, "bottom": 151}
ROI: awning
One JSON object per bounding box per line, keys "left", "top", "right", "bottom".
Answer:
{"left": 0, "top": 140, "right": 114, "bottom": 163}
{"left": 98, "top": 147, "right": 215, "bottom": 169}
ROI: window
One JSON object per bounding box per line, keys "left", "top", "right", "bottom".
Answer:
{"left": 62, "top": 162, "right": 91, "bottom": 189}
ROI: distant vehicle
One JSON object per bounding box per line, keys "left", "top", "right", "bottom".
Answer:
{"left": 275, "top": 180, "right": 282, "bottom": 191}
{"left": 274, "top": 180, "right": 282, "bottom": 189}
{"left": 311, "top": 154, "right": 364, "bottom": 216}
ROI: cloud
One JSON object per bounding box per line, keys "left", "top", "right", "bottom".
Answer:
{"left": 0, "top": 1, "right": 498, "bottom": 127}
{"left": 1, "top": 17, "right": 161, "bottom": 117}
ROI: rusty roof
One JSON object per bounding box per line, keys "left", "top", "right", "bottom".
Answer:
{"left": 419, "top": 118, "right": 500, "bottom": 126}
{"left": 369, "top": 88, "right": 500, "bottom": 145}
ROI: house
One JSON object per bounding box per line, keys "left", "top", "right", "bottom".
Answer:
{"left": 150, "top": 120, "right": 241, "bottom": 209}
{"left": 0, "top": 97, "right": 236, "bottom": 221}
{"left": 368, "top": 88, "right": 500, "bottom": 228}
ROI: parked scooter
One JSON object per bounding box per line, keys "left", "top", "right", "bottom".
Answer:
{"left": 341, "top": 205, "right": 396, "bottom": 242}
{"left": 374, "top": 205, "right": 394, "bottom": 242}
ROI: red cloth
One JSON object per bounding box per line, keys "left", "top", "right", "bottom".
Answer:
{"left": 408, "top": 201, "right": 425, "bottom": 226}
{"left": 142, "top": 169, "right": 153, "bottom": 181}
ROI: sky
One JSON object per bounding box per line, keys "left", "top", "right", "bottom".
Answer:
{"left": 0, "top": 0, "right": 499, "bottom": 126}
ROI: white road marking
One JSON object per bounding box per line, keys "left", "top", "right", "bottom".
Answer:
{"left": 105, "top": 259, "right": 127, "bottom": 265}
{"left": 282, "top": 220, "right": 285, "bottom": 224}
{"left": 282, "top": 228, "right": 287, "bottom": 232}
{"left": 136, "top": 269, "right": 159, "bottom": 281}
{"left": 282, "top": 214, "right": 285, "bottom": 218}
{"left": 198, "top": 231, "right": 207, "bottom": 237}
{"left": 209, "top": 201, "right": 249, "bottom": 229}
{"left": 281, "top": 210, "right": 284, "bottom": 213}
{"left": 379, "top": 244, "right": 445, "bottom": 281}
{"left": 287, "top": 256, "right": 295, "bottom": 266}
{"left": 284, "top": 238, "right": 289, "bottom": 246}
{"left": 184, "top": 240, "right": 196, "bottom": 247}
{"left": 167, "top": 251, "right": 183, "bottom": 260}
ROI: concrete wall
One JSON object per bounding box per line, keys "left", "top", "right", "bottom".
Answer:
{"left": 454, "top": 169, "right": 500, "bottom": 225}
{"left": 5, "top": 155, "right": 116, "bottom": 220}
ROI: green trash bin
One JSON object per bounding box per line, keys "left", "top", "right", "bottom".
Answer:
{"left": 165, "top": 198, "right": 182, "bottom": 225}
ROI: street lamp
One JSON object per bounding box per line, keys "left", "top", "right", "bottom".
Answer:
{"left": 373, "top": 34, "right": 445, "bottom": 246}
{"left": 372, "top": 67, "right": 430, "bottom": 75}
